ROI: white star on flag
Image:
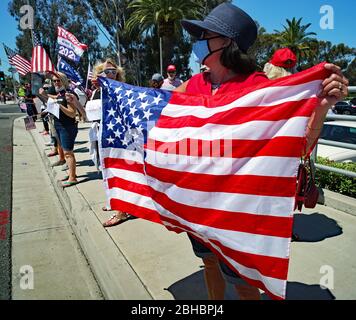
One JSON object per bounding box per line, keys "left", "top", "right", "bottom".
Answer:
{"left": 116, "top": 93, "right": 123, "bottom": 101}
{"left": 107, "top": 121, "right": 115, "bottom": 131}
{"left": 125, "top": 89, "right": 133, "bottom": 97}
{"left": 107, "top": 108, "right": 116, "bottom": 117}
{"left": 140, "top": 101, "right": 150, "bottom": 109}
{"left": 132, "top": 116, "right": 141, "bottom": 126}
{"left": 127, "top": 97, "right": 135, "bottom": 106}
{"left": 106, "top": 136, "right": 115, "bottom": 144}
{"left": 153, "top": 95, "right": 163, "bottom": 104}
{"left": 115, "top": 115, "right": 122, "bottom": 124}
{"left": 114, "top": 87, "right": 122, "bottom": 94}
{"left": 138, "top": 92, "right": 147, "bottom": 100}
{"left": 114, "top": 129, "right": 121, "bottom": 138}
{"left": 143, "top": 109, "right": 153, "bottom": 120}
{"left": 129, "top": 106, "right": 138, "bottom": 116}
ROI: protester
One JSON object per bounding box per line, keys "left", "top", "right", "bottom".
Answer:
{"left": 263, "top": 48, "right": 297, "bottom": 79}
{"left": 39, "top": 79, "right": 52, "bottom": 136}
{"left": 87, "top": 61, "right": 104, "bottom": 171}
{"left": 100, "top": 59, "right": 131, "bottom": 227}
{"left": 161, "top": 65, "right": 183, "bottom": 90}
{"left": 149, "top": 73, "right": 164, "bottom": 89}
{"left": 85, "top": 58, "right": 130, "bottom": 226}
{"left": 24, "top": 83, "right": 38, "bottom": 121}
{"left": 48, "top": 72, "right": 81, "bottom": 187}
{"left": 18, "top": 85, "right": 26, "bottom": 98}
{"left": 177, "top": 2, "right": 348, "bottom": 300}
{"left": 1, "top": 92, "right": 6, "bottom": 104}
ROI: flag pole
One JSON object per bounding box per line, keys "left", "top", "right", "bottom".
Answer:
{"left": 85, "top": 57, "right": 90, "bottom": 91}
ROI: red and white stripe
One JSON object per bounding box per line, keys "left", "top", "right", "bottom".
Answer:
{"left": 9, "top": 54, "right": 31, "bottom": 76}
{"left": 100, "top": 63, "right": 330, "bottom": 300}
{"left": 31, "top": 46, "right": 55, "bottom": 73}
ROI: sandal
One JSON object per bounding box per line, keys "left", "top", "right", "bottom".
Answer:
{"left": 103, "top": 213, "right": 129, "bottom": 227}
{"left": 61, "top": 180, "right": 78, "bottom": 188}
{"left": 60, "top": 175, "right": 77, "bottom": 181}
{"left": 102, "top": 207, "right": 112, "bottom": 212}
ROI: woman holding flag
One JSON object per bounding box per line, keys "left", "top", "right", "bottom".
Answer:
{"left": 87, "top": 58, "right": 130, "bottom": 227}
{"left": 50, "top": 72, "right": 81, "bottom": 187}
{"left": 176, "top": 2, "right": 349, "bottom": 300}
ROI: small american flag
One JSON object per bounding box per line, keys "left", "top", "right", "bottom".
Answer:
{"left": 99, "top": 63, "right": 330, "bottom": 300}
{"left": 3, "top": 44, "right": 31, "bottom": 76}
{"left": 31, "top": 31, "right": 55, "bottom": 73}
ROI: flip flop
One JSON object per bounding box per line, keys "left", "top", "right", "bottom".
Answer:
{"left": 60, "top": 175, "right": 78, "bottom": 182}
{"left": 61, "top": 180, "right": 78, "bottom": 188}
{"left": 103, "top": 213, "right": 129, "bottom": 227}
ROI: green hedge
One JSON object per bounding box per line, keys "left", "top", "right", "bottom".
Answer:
{"left": 315, "top": 157, "right": 356, "bottom": 198}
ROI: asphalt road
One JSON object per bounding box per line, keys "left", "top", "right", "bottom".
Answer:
{"left": 0, "top": 103, "right": 23, "bottom": 300}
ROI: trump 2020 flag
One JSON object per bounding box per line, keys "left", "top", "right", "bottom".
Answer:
{"left": 57, "top": 57, "right": 84, "bottom": 85}
{"left": 57, "top": 26, "right": 88, "bottom": 64}
{"left": 99, "top": 63, "right": 330, "bottom": 300}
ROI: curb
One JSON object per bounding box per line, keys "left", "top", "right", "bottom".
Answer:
{"left": 25, "top": 118, "right": 152, "bottom": 300}
{"left": 323, "top": 189, "right": 356, "bottom": 217}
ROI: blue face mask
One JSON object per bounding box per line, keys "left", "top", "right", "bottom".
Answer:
{"left": 192, "top": 35, "right": 226, "bottom": 65}
{"left": 192, "top": 40, "right": 210, "bottom": 65}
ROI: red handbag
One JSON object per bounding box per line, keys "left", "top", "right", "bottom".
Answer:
{"left": 294, "top": 156, "right": 319, "bottom": 211}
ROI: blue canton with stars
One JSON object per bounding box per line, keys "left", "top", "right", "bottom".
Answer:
{"left": 99, "top": 77, "right": 172, "bottom": 154}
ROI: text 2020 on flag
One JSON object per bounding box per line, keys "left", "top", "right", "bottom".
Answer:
{"left": 99, "top": 63, "right": 330, "bottom": 300}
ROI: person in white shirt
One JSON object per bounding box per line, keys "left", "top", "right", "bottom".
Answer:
{"left": 161, "top": 65, "right": 183, "bottom": 90}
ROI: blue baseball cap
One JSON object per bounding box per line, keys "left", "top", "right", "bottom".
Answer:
{"left": 181, "top": 3, "right": 257, "bottom": 53}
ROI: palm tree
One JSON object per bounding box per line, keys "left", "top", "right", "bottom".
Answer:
{"left": 274, "top": 17, "right": 317, "bottom": 64}
{"left": 125, "top": 0, "right": 204, "bottom": 72}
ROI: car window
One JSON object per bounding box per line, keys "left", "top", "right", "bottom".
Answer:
{"left": 321, "top": 125, "right": 356, "bottom": 144}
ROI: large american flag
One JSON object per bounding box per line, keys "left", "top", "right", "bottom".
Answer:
{"left": 3, "top": 44, "right": 31, "bottom": 76}
{"left": 99, "top": 63, "right": 330, "bottom": 300}
{"left": 31, "top": 31, "right": 55, "bottom": 73}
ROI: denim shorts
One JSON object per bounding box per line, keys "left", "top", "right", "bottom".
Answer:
{"left": 187, "top": 234, "right": 247, "bottom": 285}
{"left": 54, "top": 122, "right": 78, "bottom": 151}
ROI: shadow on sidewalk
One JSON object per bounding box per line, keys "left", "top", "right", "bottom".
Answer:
{"left": 263, "top": 282, "right": 335, "bottom": 300}
{"left": 166, "top": 270, "right": 335, "bottom": 300}
{"left": 292, "top": 213, "right": 343, "bottom": 242}
{"left": 74, "top": 140, "right": 88, "bottom": 145}
{"left": 74, "top": 147, "right": 89, "bottom": 153}
{"left": 165, "top": 270, "right": 235, "bottom": 300}
{"left": 76, "top": 171, "right": 103, "bottom": 183}
{"left": 76, "top": 159, "right": 95, "bottom": 167}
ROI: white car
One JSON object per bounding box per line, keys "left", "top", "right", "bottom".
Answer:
{"left": 316, "top": 121, "right": 356, "bottom": 162}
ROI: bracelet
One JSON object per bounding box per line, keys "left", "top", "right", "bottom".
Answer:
{"left": 307, "top": 125, "right": 323, "bottom": 131}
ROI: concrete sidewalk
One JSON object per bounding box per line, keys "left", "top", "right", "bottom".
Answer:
{"left": 22, "top": 117, "right": 356, "bottom": 300}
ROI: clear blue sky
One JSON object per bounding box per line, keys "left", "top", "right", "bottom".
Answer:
{"left": 1, "top": 0, "right": 355, "bottom": 78}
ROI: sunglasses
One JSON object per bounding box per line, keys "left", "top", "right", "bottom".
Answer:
{"left": 52, "top": 79, "right": 61, "bottom": 83}
{"left": 103, "top": 69, "right": 117, "bottom": 75}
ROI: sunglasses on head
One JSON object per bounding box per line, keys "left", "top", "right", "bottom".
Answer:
{"left": 103, "top": 69, "right": 117, "bottom": 75}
